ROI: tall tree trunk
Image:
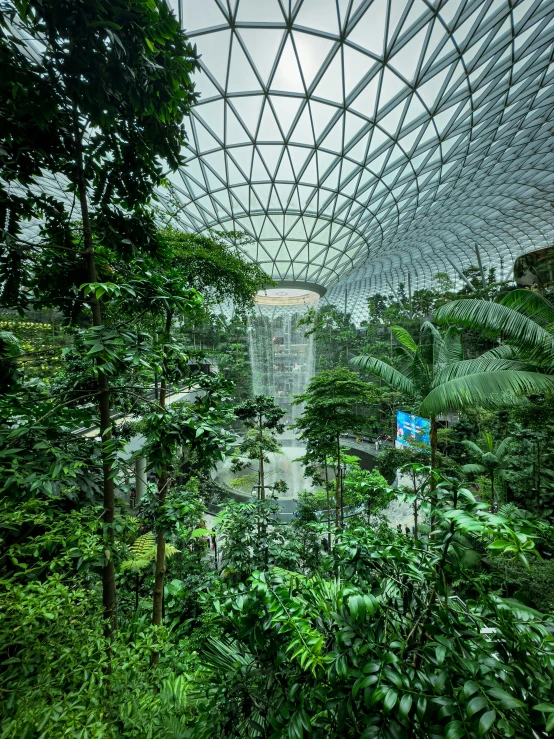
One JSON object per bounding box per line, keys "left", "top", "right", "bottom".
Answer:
{"left": 73, "top": 109, "right": 116, "bottom": 638}
{"left": 430, "top": 416, "right": 437, "bottom": 471}
{"left": 324, "top": 463, "right": 331, "bottom": 551}
{"left": 335, "top": 435, "right": 341, "bottom": 527}
{"left": 536, "top": 440, "right": 541, "bottom": 513}
{"left": 258, "top": 414, "right": 265, "bottom": 501}
{"left": 151, "top": 310, "right": 172, "bottom": 667}
{"left": 490, "top": 472, "right": 497, "bottom": 512}
{"left": 259, "top": 445, "right": 265, "bottom": 501}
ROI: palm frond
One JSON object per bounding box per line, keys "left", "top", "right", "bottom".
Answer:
{"left": 501, "top": 288, "right": 554, "bottom": 327}
{"left": 419, "top": 371, "right": 554, "bottom": 417}
{"left": 391, "top": 325, "right": 419, "bottom": 355}
{"left": 443, "top": 326, "right": 464, "bottom": 365}
{"left": 350, "top": 356, "right": 416, "bottom": 395}
{"left": 435, "top": 299, "right": 554, "bottom": 356}
{"left": 433, "top": 357, "right": 535, "bottom": 386}
{"left": 462, "top": 463, "right": 486, "bottom": 474}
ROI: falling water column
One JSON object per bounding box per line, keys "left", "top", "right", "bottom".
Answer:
{"left": 248, "top": 285, "right": 323, "bottom": 426}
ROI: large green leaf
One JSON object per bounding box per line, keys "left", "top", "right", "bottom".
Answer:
{"left": 390, "top": 325, "right": 419, "bottom": 355}
{"left": 420, "top": 371, "right": 554, "bottom": 417}
{"left": 501, "top": 288, "right": 554, "bottom": 327}
{"left": 350, "top": 356, "right": 416, "bottom": 396}
{"left": 433, "top": 356, "right": 536, "bottom": 386}
{"left": 435, "top": 299, "right": 554, "bottom": 357}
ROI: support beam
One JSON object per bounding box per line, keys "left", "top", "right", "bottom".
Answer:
{"left": 475, "top": 244, "right": 487, "bottom": 289}
{"left": 444, "top": 255, "right": 476, "bottom": 292}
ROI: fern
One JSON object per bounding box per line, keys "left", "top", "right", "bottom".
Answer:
{"left": 120, "top": 532, "right": 180, "bottom": 572}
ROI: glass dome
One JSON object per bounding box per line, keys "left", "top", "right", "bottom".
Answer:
{"left": 163, "top": 0, "right": 554, "bottom": 319}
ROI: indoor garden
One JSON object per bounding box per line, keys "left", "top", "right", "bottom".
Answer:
{"left": 2, "top": 1, "right": 554, "bottom": 738}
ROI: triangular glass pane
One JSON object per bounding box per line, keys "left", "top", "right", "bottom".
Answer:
{"left": 271, "top": 35, "right": 304, "bottom": 93}
{"left": 294, "top": 0, "right": 339, "bottom": 36}
{"left": 348, "top": 0, "right": 387, "bottom": 58}
{"left": 271, "top": 95, "right": 303, "bottom": 137}
{"left": 225, "top": 104, "right": 249, "bottom": 144}
{"left": 398, "top": 123, "right": 422, "bottom": 152}
{"left": 193, "top": 118, "right": 219, "bottom": 152}
{"left": 344, "top": 111, "right": 367, "bottom": 143}
{"left": 310, "top": 100, "right": 338, "bottom": 140}
{"left": 275, "top": 152, "right": 295, "bottom": 181}
{"left": 347, "top": 132, "right": 370, "bottom": 162}
{"left": 289, "top": 145, "right": 312, "bottom": 174}
{"left": 302, "top": 155, "right": 318, "bottom": 184}
{"left": 231, "top": 95, "right": 264, "bottom": 137}
{"left": 237, "top": 29, "right": 285, "bottom": 86}
{"left": 293, "top": 31, "right": 335, "bottom": 88}
{"left": 417, "top": 66, "right": 450, "bottom": 109}
{"left": 196, "top": 99, "right": 225, "bottom": 141}
{"left": 230, "top": 144, "right": 253, "bottom": 175}
{"left": 257, "top": 102, "right": 282, "bottom": 141}
{"left": 389, "top": 26, "right": 428, "bottom": 81}
{"left": 183, "top": 0, "right": 226, "bottom": 32}
{"left": 320, "top": 115, "right": 344, "bottom": 152}
{"left": 290, "top": 105, "right": 313, "bottom": 145}
{"left": 368, "top": 126, "right": 390, "bottom": 153}
{"left": 313, "top": 50, "right": 344, "bottom": 104}
{"left": 402, "top": 93, "right": 427, "bottom": 125}
{"left": 343, "top": 45, "right": 374, "bottom": 97}
{"left": 379, "top": 99, "right": 406, "bottom": 133}
{"left": 226, "top": 154, "right": 246, "bottom": 185}
{"left": 367, "top": 148, "right": 389, "bottom": 173}
{"left": 388, "top": 0, "right": 408, "bottom": 46}
{"left": 251, "top": 150, "right": 267, "bottom": 180}
{"left": 236, "top": 0, "right": 283, "bottom": 23}
{"left": 196, "top": 73, "right": 221, "bottom": 100}
{"left": 258, "top": 144, "right": 283, "bottom": 176}
{"left": 400, "top": 0, "right": 429, "bottom": 33}
{"left": 197, "top": 30, "right": 231, "bottom": 88}
{"left": 227, "top": 37, "right": 261, "bottom": 92}
{"left": 378, "top": 67, "right": 406, "bottom": 108}
{"left": 352, "top": 74, "right": 380, "bottom": 118}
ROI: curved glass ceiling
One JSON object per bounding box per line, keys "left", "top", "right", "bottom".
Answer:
{"left": 164, "top": 0, "right": 554, "bottom": 311}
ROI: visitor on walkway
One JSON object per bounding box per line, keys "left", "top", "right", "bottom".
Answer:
{"left": 130, "top": 486, "right": 136, "bottom": 509}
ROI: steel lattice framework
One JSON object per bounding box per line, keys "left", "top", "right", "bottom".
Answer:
{"left": 163, "top": 0, "right": 554, "bottom": 319}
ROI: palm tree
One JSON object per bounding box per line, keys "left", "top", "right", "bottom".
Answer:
{"left": 351, "top": 322, "right": 464, "bottom": 468}
{"left": 461, "top": 432, "right": 513, "bottom": 510}
{"left": 351, "top": 315, "right": 554, "bottom": 468}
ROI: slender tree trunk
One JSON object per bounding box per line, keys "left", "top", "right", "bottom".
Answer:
{"left": 259, "top": 417, "right": 265, "bottom": 501}
{"left": 335, "top": 435, "right": 341, "bottom": 527}
{"left": 490, "top": 472, "right": 497, "bottom": 512}
{"left": 413, "top": 500, "right": 418, "bottom": 541}
{"left": 430, "top": 416, "right": 437, "bottom": 474}
{"left": 151, "top": 309, "right": 172, "bottom": 668}
{"left": 536, "top": 440, "right": 541, "bottom": 513}
{"left": 324, "top": 463, "right": 331, "bottom": 551}
{"left": 73, "top": 109, "right": 116, "bottom": 638}
{"left": 259, "top": 446, "right": 265, "bottom": 500}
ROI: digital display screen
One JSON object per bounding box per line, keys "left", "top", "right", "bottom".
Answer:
{"left": 395, "top": 410, "right": 431, "bottom": 449}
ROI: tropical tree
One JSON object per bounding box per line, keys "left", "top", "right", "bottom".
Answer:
{"left": 351, "top": 323, "right": 463, "bottom": 469}
{"left": 293, "top": 368, "right": 377, "bottom": 526}
{"left": 232, "top": 396, "right": 286, "bottom": 501}
{"left": 461, "top": 433, "right": 513, "bottom": 510}
{"left": 1, "top": 0, "right": 200, "bottom": 638}
{"left": 426, "top": 289, "right": 554, "bottom": 415}
{"left": 352, "top": 319, "right": 554, "bottom": 472}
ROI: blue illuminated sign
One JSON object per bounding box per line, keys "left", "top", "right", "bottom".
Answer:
{"left": 395, "top": 411, "right": 431, "bottom": 449}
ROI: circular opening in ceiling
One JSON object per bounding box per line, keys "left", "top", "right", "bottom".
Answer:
{"left": 254, "top": 287, "right": 320, "bottom": 306}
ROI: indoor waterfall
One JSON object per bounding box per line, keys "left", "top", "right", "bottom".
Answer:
{"left": 248, "top": 287, "right": 320, "bottom": 428}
